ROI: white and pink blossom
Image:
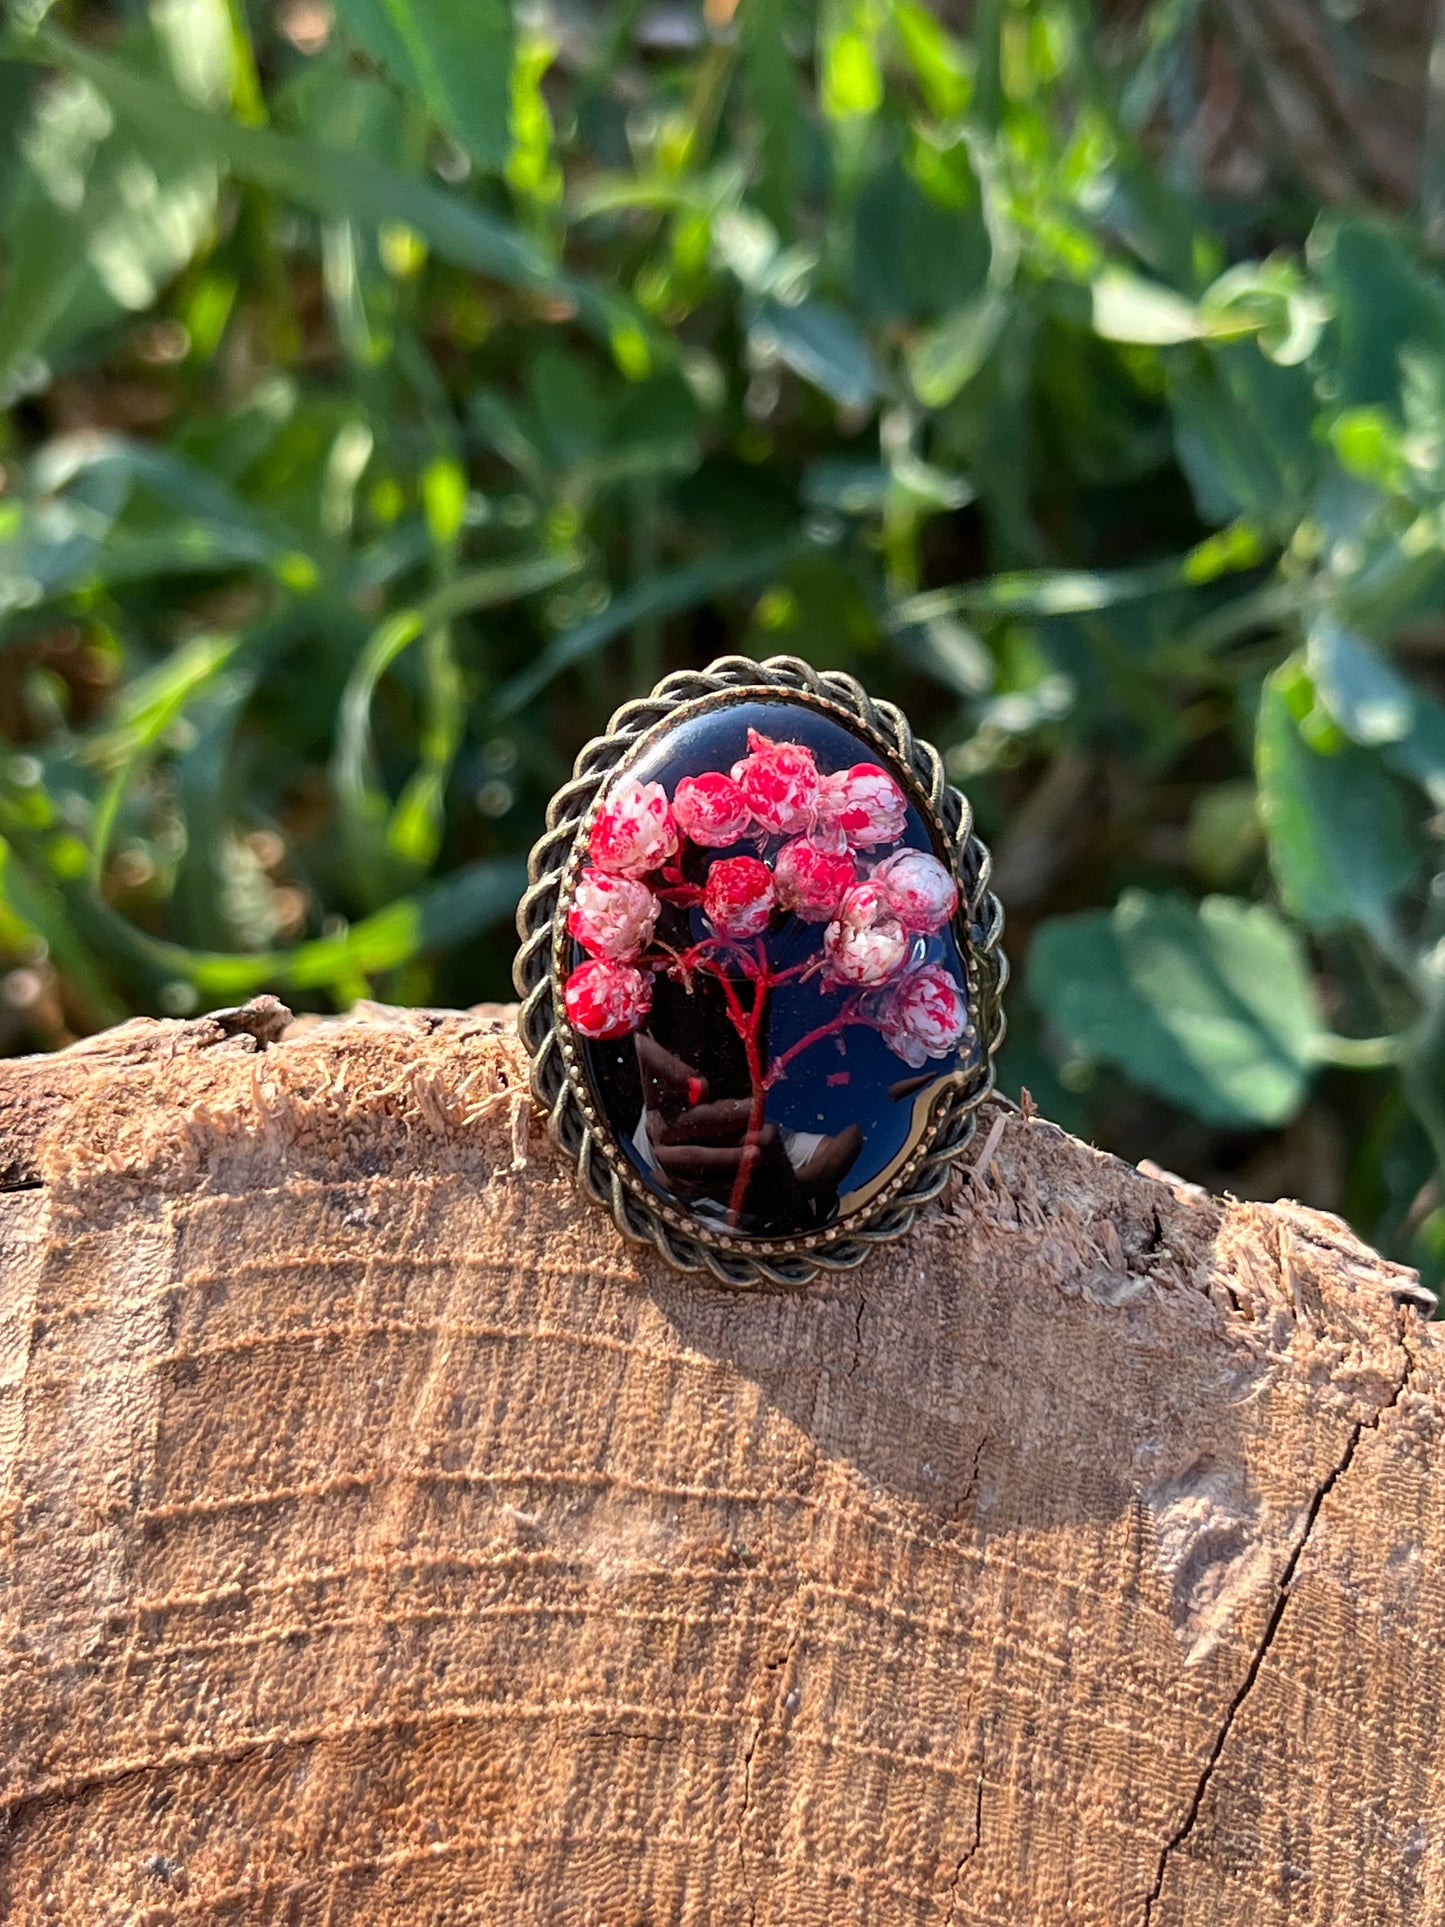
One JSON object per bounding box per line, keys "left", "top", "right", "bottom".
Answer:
{"left": 871, "top": 963, "right": 971, "bottom": 1068}
{"left": 567, "top": 869, "right": 658, "bottom": 961}
{"left": 872, "top": 848, "right": 959, "bottom": 934}
{"left": 703, "top": 854, "right": 775, "bottom": 940}
{"left": 816, "top": 762, "right": 908, "bottom": 850}
{"left": 564, "top": 958, "right": 653, "bottom": 1039}
{"left": 823, "top": 881, "right": 909, "bottom": 986}
{"left": 672, "top": 770, "right": 752, "bottom": 846}
{"left": 773, "top": 839, "right": 855, "bottom": 923}
{"left": 589, "top": 775, "right": 678, "bottom": 877}
{"left": 730, "top": 729, "right": 818, "bottom": 835}
{"left": 832, "top": 879, "right": 885, "bottom": 932}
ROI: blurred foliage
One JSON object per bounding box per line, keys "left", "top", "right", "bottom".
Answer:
{"left": 0, "top": 0, "right": 1443, "bottom": 1292}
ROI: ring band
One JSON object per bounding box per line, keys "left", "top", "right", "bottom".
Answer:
{"left": 514, "top": 654, "right": 1007, "bottom": 1289}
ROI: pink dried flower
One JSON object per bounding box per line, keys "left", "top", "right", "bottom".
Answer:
{"left": 703, "top": 854, "right": 775, "bottom": 940}
{"left": 589, "top": 775, "right": 678, "bottom": 877}
{"left": 816, "top": 762, "right": 908, "bottom": 850}
{"left": 564, "top": 958, "right": 653, "bottom": 1039}
{"left": 872, "top": 963, "right": 971, "bottom": 1068}
{"left": 833, "top": 879, "right": 885, "bottom": 932}
{"left": 823, "top": 881, "right": 909, "bottom": 986}
{"left": 730, "top": 729, "right": 818, "bottom": 835}
{"left": 773, "top": 838, "right": 855, "bottom": 923}
{"left": 872, "top": 848, "right": 959, "bottom": 934}
{"left": 673, "top": 770, "right": 752, "bottom": 846}
{"left": 567, "top": 869, "right": 659, "bottom": 961}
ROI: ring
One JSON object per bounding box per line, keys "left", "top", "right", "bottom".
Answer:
{"left": 514, "top": 655, "right": 1007, "bottom": 1288}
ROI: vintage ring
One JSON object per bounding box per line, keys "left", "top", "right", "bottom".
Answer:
{"left": 514, "top": 655, "right": 1007, "bottom": 1288}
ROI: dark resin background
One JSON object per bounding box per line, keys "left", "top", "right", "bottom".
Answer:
{"left": 578, "top": 700, "right": 976, "bottom": 1239}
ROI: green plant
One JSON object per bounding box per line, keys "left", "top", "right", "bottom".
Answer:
{"left": 0, "top": 0, "right": 1441, "bottom": 1292}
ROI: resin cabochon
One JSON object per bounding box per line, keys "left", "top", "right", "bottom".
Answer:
{"left": 565, "top": 696, "right": 980, "bottom": 1244}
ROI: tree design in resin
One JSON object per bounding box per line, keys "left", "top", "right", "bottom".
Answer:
{"left": 563, "top": 722, "right": 975, "bottom": 1239}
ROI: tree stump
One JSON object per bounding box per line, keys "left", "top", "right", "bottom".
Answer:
{"left": 1, "top": 1001, "right": 1441, "bottom": 1925}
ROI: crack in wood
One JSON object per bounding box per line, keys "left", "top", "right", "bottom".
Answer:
{"left": 735, "top": 1621, "right": 802, "bottom": 1926}
{"left": 846, "top": 1291, "right": 867, "bottom": 1380}
{"left": 1140, "top": 1337, "right": 1418, "bottom": 1923}
{"left": 946, "top": 1762, "right": 985, "bottom": 1923}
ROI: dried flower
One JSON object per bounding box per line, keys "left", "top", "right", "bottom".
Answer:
{"left": 730, "top": 729, "right": 818, "bottom": 835}
{"left": 823, "top": 882, "right": 909, "bottom": 986}
{"left": 816, "top": 762, "right": 907, "bottom": 850}
{"left": 872, "top": 848, "right": 959, "bottom": 934}
{"left": 871, "top": 963, "right": 971, "bottom": 1067}
{"left": 567, "top": 869, "right": 659, "bottom": 961}
{"left": 773, "top": 838, "right": 855, "bottom": 922}
{"left": 703, "top": 854, "right": 776, "bottom": 939}
{"left": 589, "top": 776, "right": 678, "bottom": 877}
{"left": 672, "top": 770, "right": 752, "bottom": 846}
{"left": 564, "top": 958, "right": 654, "bottom": 1038}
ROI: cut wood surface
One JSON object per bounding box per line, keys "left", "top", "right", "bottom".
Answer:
{"left": 1, "top": 1000, "right": 1442, "bottom": 1926}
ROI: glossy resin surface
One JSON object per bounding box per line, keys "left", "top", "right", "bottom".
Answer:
{"left": 559, "top": 696, "right": 980, "bottom": 1241}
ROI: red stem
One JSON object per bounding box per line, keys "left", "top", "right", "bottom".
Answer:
{"left": 724, "top": 963, "right": 770, "bottom": 1227}
{"left": 677, "top": 938, "right": 866, "bottom": 1228}
{"left": 764, "top": 1001, "right": 862, "bottom": 1089}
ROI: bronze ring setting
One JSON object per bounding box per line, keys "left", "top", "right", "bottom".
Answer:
{"left": 514, "top": 654, "right": 1007, "bottom": 1289}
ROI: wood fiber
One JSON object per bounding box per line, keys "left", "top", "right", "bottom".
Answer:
{"left": 0, "top": 1002, "right": 1440, "bottom": 1924}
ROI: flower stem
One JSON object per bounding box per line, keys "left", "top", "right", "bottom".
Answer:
{"left": 709, "top": 952, "right": 770, "bottom": 1227}
{"left": 764, "top": 1001, "right": 862, "bottom": 1090}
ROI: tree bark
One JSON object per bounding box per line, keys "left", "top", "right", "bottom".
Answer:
{"left": 0, "top": 1000, "right": 1441, "bottom": 1925}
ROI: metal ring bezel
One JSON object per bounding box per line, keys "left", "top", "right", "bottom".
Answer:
{"left": 514, "top": 654, "right": 1007, "bottom": 1289}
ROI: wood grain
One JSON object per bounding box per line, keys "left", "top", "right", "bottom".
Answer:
{"left": 0, "top": 1001, "right": 1440, "bottom": 1924}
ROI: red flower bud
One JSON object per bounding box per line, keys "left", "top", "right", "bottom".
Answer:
{"left": 673, "top": 770, "right": 752, "bottom": 846}
{"left": 773, "top": 838, "right": 855, "bottom": 922}
{"left": 730, "top": 729, "right": 819, "bottom": 835}
{"left": 564, "top": 958, "right": 653, "bottom": 1039}
{"left": 703, "top": 854, "right": 775, "bottom": 939}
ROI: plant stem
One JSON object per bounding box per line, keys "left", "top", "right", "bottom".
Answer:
{"left": 765, "top": 1002, "right": 862, "bottom": 1088}
{"left": 711, "top": 953, "right": 769, "bottom": 1227}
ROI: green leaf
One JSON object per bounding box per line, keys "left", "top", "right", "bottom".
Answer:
{"left": 1197, "top": 257, "right": 1328, "bottom": 365}
{"left": 493, "top": 533, "right": 817, "bottom": 718}
{"left": 851, "top": 155, "right": 990, "bottom": 325}
{"left": 1311, "top": 216, "right": 1445, "bottom": 415}
{"left": 96, "top": 855, "right": 526, "bottom": 999}
{"left": 750, "top": 300, "right": 878, "bottom": 410}
{"left": 891, "top": 1, "right": 971, "bottom": 117}
{"left": 0, "top": 834, "right": 126, "bottom": 1027}
{"left": 1256, "top": 659, "right": 1419, "bottom": 938}
{"left": 909, "top": 294, "right": 1007, "bottom": 408}
{"left": 1167, "top": 342, "right": 1320, "bottom": 533}
{"left": 1092, "top": 270, "right": 1202, "bottom": 346}
{"left": 530, "top": 349, "right": 609, "bottom": 469}
{"left": 1306, "top": 614, "right": 1415, "bottom": 746}
{"left": 739, "top": 0, "right": 805, "bottom": 235}
{"left": 84, "top": 627, "right": 242, "bottom": 881}
{"left": 0, "top": 60, "right": 37, "bottom": 215}
{"left": 0, "top": 432, "right": 296, "bottom": 618}
{"left": 1387, "top": 706, "right": 1445, "bottom": 810}
{"left": 330, "top": 0, "right": 512, "bottom": 172}
{"left": 0, "top": 37, "right": 220, "bottom": 389}
{"left": 802, "top": 460, "right": 890, "bottom": 516}
{"left": 888, "top": 526, "right": 1265, "bottom": 628}
{"left": 821, "top": 21, "right": 882, "bottom": 121}
{"left": 1029, "top": 890, "right": 1325, "bottom": 1127}
{"left": 27, "top": 25, "right": 637, "bottom": 352}
{"left": 334, "top": 552, "right": 579, "bottom": 900}
{"left": 1326, "top": 408, "right": 1411, "bottom": 493}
